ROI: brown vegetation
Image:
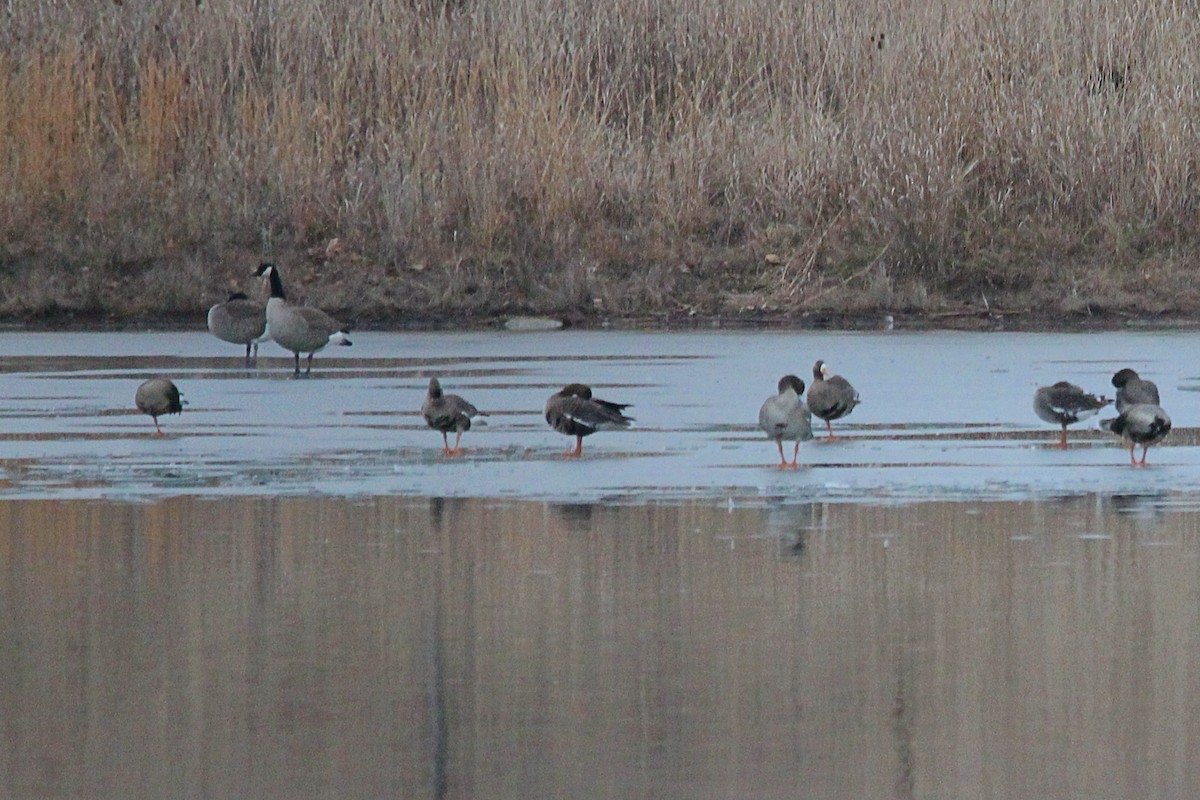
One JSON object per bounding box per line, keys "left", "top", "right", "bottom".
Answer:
{"left": 1, "top": 0, "right": 1198, "bottom": 326}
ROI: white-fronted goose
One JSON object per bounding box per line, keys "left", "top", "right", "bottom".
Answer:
{"left": 1111, "top": 368, "right": 1160, "bottom": 413}
{"left": 135, "top": 378, "right": 183, "bottom": 436}
{"left": 1102, "top": 403, "right": 1171, "bottom": 466}
{"left": 544, "top": 383, "right": 633, "bottom": 457}
{"left": 758, "top": 374, "right": 813, "bottom": 468}
{"left": 1033, "top": 381, "right": 1111, "bottom": 447}
{"left": 253, "top": 263, "right": 352, "bottom": 376}
{"left": 207, "top": 291, "right": 268, "bottom": 365}
{"left": 422, "top": 377, "right": 487, "bottom": 456}
{"left": 806, "top": 359, "right": 860, "bottom": 440}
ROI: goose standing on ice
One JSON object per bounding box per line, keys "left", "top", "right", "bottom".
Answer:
{"left": 544, "top": 384, "right": 633, "bottom": 457}
{"left": 1103, "top": 403, "right": 1171, "bottom": 466}
{"left": 421, "top": 377, "right": 487, "bottom": 456}
{"left": 207, "top": 291, "right": 268, "bottom": 366}
{"left": 806, "top": 360, "right": 860, "bottom": 440}
{"left": 758, "top": 374, "right": 813, "bottom": 468}
{"left": 135, "top": 378, "right": 183, "bottom": 436}
{"left": 1033, "top": 381, "right": 1111, "bottom": 447}
{"left": 253, "top": 263, "right": 352, "bottom": 376}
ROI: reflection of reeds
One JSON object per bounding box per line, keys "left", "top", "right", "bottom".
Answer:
{"left": 2, "top": 2, "right": 1198, "bottom": 318}
{"left": 6, "top": 495, "right": 1200, "bottom": 795}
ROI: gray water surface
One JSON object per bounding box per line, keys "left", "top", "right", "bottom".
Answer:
{"left": 5, "top": 494, "right": 1200, "bottom": 800}
{"left": 0, "top": 329, "right": 1195, "bottom": 503}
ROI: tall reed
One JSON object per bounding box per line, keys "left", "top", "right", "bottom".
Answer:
{"left": 1, "top": 0, "right": 1197, "bottom": 318}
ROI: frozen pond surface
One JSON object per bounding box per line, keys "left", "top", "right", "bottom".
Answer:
{"left": 0, "top": 328, "right": 1197, "bottom": 504}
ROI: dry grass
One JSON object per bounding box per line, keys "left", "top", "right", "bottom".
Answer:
{"left": 1, "top": 0, "right": 1199, "bottom": 322}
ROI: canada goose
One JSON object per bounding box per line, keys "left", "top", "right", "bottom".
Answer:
{"left": 544, "top": 383, "right": 633, "bottom": 457}
{"left": 1102, "top": 403, "right": 1171, "bottom": 466}
{"left": 207, "top": 292, "right": 268, "bottom": 365}
{"left": 806, "top": 360, "right": 860, "bottom": 440}
{"left": 421, "top": 377, "right": 487, "bottom": 456}
{"left": 758, "top": 374, "right": 813, "bottom": 468}
{"left": 252, "top": 263, "right": 352, "bottom": 376}
{"left": 135, "top": 378, "right": 183, "bottom": 436}
{"left": 1033, "top": 381, "right": 1111, "bottom": 447}
{"left": 1111, "top": 368, "right": 1160, "bottom": 413}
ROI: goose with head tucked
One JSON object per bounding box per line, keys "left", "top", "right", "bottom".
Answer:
{"left": 1102, "top": 403, "right": 1171, "bottom": 466}
{"left": 806, "top": 360, "right": 860, "bottom": 440}
{"left": 135, "top": 378, "right": 183, "bottom": 436}
{"left": 1033, "top": 381, "right": 1111, "bottom": 447}
{"left": 207, "top": 291, "right": 268, "bottom": 366}
{"left": 758, "top": 374, "right": 813, "bottom": 468}
{"left": 1111, "top": 368, "right": 1160, "bottom": 413}
{"left": 421, "top": 377, "right": 487, "bottom": 456}
{"left": 544, "top": 383, "right": 633, "bottom": 457}
{"left": 253, "top": 263, "right": 352, "bottom": 376}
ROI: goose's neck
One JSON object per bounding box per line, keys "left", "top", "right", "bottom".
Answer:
{"left": 266, "top": 269, "right": 287, "bottom": 300}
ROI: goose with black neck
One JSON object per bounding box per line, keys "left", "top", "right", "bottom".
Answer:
{"left": 253, "top": 263, "right": 353, "bottom": 376}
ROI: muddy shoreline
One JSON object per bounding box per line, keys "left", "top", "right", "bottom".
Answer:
{"left": 6, "top": 306, "right": 1199, "bottom": 334}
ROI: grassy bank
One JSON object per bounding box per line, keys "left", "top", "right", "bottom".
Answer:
{"left": 1, "top": 0, "right": 1198, "bottom": 325}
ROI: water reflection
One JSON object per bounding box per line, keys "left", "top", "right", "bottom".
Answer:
{"left": 3, "top": 494, "right": 1200, "bottom": 799}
